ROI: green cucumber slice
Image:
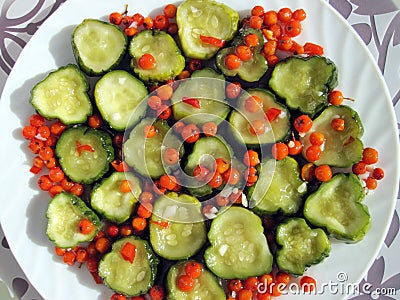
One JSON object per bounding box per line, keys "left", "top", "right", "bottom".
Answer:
{"left": 55, "top": 126, "right": 114, "bottom": 184}
{"left": 301, "top": 105, "right": 364, "bottom": 167}
{"left": 304, "top": 173, "right": 370, "bottom": 242}
{"left": 94, "top": 70, "right": 148, "bottom": 131}
{"left": 30, "top": 64, "right": 92, "bottom": 125}
{"left": 149, "top": 192, "right": 207, "bottom": 260}
{"left": 276, "top": 218, "right": 331, "bottom": 275}
{"left": 72, "top": 19, "right": 127, "bottom": 76}
{"left": 91, "top": 172, "right": 142, "bottom": 224}
{"left": 171, "top": 68, "right": 229, "bottom": 126}
{"left": 176, "top": 0, "right": 239, "bottom": 59}
{"left": 269, "top": 55, "right": 338, "bottom": 116}
{"left": 46, "top": 192, "right": 100, "bottom": 248}
{"left": 229, "top": 88, "right": 290, "bottom": 145}
{"left": 129, "top": 30, "right": 185, "bottom": 82}
{"left": 248, "top": 157, "right": 307, "bottom": 215}
{"left": 166, "top": 260, "right": 225, "bottom": 300}
{"left": 204, "top": 206, "right": 273, "bottom": 279}
{"left": 123, "top": 118, "right": 183, "bottom": 178}
{"left": 98, "top": 236, "right": 159, "bottom": 296}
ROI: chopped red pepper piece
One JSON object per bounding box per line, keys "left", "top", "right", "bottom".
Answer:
{"left": 266, "top": 107, "right": 282, "bottom": 122}
{"left": 120, "top": 242, "right": 137, "bottom": 264}
{"left": 76, "top": 141, "right": 95, "bottom": 156}
{"left": 199, "top": 35, "right": 225, "bottom": 47}
{"left": 111, "top": 159, "right": 129, "bottom": 172}
{"left": 30, "top": 165, "right": 42, "bottom": 174}
{"left": 182, "top": 97, "right": 201, "bottom": 109}
{"left": 150, "top": 220, "right": 170, "bottom": 229}
{"left": 304, "top": 42, "right": 324, "bottom": 56}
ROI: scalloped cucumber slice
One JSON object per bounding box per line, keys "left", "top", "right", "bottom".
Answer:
{"left": 229, "top": 88, "right": 290, "bottom": 145}
{"left": 91, "top": 172, "right": 142, "bottom": 224}
{"left": 269, "top": 55, "right": 338, "bottom": 115}
{"left": 72, "top": 19, "right": 127, "bottom": 76}
{"left": 129, "top": 30, "right": 185, "bottom": 82}
{"left": 304, "top": 173, "right": 370, "bottom": 242}
{"left": 204, "top": 206, "right": 273, "bottom": 279}
{"left": 176, "top": 0, "right": 239, "bottom": 59}
{"left": 123, "top": 118, "right": 183, "bottom": 178}
{"left": 167, "top": 260, "right": 225, "bottom": 300}
{"left": 30, "top": 64, "right": 92, "bottom": 125}
{"left": 276, "top": 218, "right": 331, "bottom": 275}
{"left": 248, "top": 157, "right": 306, "bottom": 215}
{"left": 171, "top": 68, "right": 229, "bottom": 126}
{"left": 149, "top": 193, "right": 207, "bottom": 260}
{"left": 94, "top": 70, "right": 148, "bottom": 131}
{"left": 98, "top": 236, "right": 159, "bottom": 296}
{"left": 46, "top": 192, "right": 100, "bottom": 248}
{"left": 55, "top": 126, "right": 114, "bottom": 184}
{"left": 301, "top": 105, "right": 364, "bottom": 167}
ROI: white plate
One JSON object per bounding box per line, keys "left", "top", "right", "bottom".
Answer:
{"left": 0, "top": 0, "right": 399, "bottom": 299}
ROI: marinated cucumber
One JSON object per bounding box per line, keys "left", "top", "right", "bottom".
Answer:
{"left": 184, "top": 136, "right": 232, "bottom": 197}
{"left": 98, "top": 236, "right": 159, "bottom": 297}
{"left": 204, "top": 206, "right": 273, "bottom": 279}
{"left": 30, "top": 64, "right": 92, "bottom": 125}
{"left": 176, "top": 0, "right": 239, "bottom": 59}
{"left": 149, "top": 193, "right": 207, "bottom": 260}
{"left": 46, "top": 192, "right": 100, "bottom": 248}
{"left": 269, "top": 56, "right": 338, "bottom": 115}
{"left": 123, "top": 118, "right": 183, "bottom": 178}
{"left": 94, "top": 70, "right": 148, "bottom": 131}
{"left": 229, "top": 88, "right": 291, "bottom": 145}
{"left": 55, "top": 126, "right": 114, "bottom": 184}
{"left": 248, "top": 157, "right": 306, "bottom": 215}
{"left": 129, "top": 30, "right": 185, "bottom": 82}
{"left": 171, "top": 68, "right": 229, "bottom": 125}
{"left": 276, "top": 218, "right": 331, "bottom": 275}
{"left": 301, "top": 105, "right": 364, "bottom": 167}
{"left": 91, "top": 172, "right": 142, "bottom": 224}
{"left": 72, "top": 19, "right": 127, "bottom": 76}
{"left": 166, "top": 260, "right": 225, "bottom": 300}
{"left": 304, "top": 173, "right": 370, "bottom": 242}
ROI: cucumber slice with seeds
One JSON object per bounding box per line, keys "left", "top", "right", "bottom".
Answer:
{"left": 72, "top": 19, "right": 127, "bottom": 76}
{"left": 46, "top": 192, "right": 100, "bottom": 248}
{"left": 149, "top": 192, "right": 207, "bottom": 260}
{"left": 129, "top": 30, "right": 185, "bottom": 82}
{"left": 91, "top": 172, "right": 142, "bottom": 224}
{"left": 56, "top": 126, "right": 114, "bottom": 184}
{"left": 98, "top": 236, "right": 159, "bottom": 296}
{"left": 30, "top": 64, "right": 92, "bottom": 125}
{"left": 94, "top": 70, "right": 148, "bottom": 131}
{"left": 167, "top": 260, "right": 225, "bottom": 300}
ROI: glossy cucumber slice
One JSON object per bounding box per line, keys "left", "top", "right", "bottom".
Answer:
{"left": 123, "top": 118, "right": 183, "bottom": 178}
{"left": 301, "top": 105, "right": 364, "bottom": 167}
{"left": 229, "top": 88, "right": 290, "bottom": 145}
{"left": 30, "top": 64, "right": 92, "bottom": 125}
{"left": 91, "top": 172, "right": 142, "bottom": 224}
{"left": 276, "top": 218, "right": 331, "bottom": 275}
{"left": 149, "top": 192, "right": 207, "bottom": 260}
{"left": 171, "top": 68, "right": 229, "bottom": 125}
{"left": 184, "top": 136, "right": 232, "bottom": 197}
{"left": 248, "top": 157, "right": 307, "bottom": 215}
{"left": 98, "top": 236, "right": 159, "bottom": 296}
{"left": 129, "top": 30, "right": 185, "bottom": 82}
{"left": 304, "top": 173, "right": 370, "bottom": 242}
{"left": 46, "top": 192, "right": 100, "bottom": 248}
{"left": 204, "top": 206, "right": 273, "bottom": 279}
{"left": 166, "top": 260, "right": 225, "bottom": 300}
{"left": 55, "top": 126, "right": 114, "bottom": 184}
{"left": 176, "top": 0, "right": 239, "bottom": 59}
{"left": 269, "top": 55, "right": 338, "bottom": 115}
{"left": 72, "top": 19, "right": 127, "bottom": 76}
{"left": 94, "top": 70, "right": 148, "bottom": 131}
